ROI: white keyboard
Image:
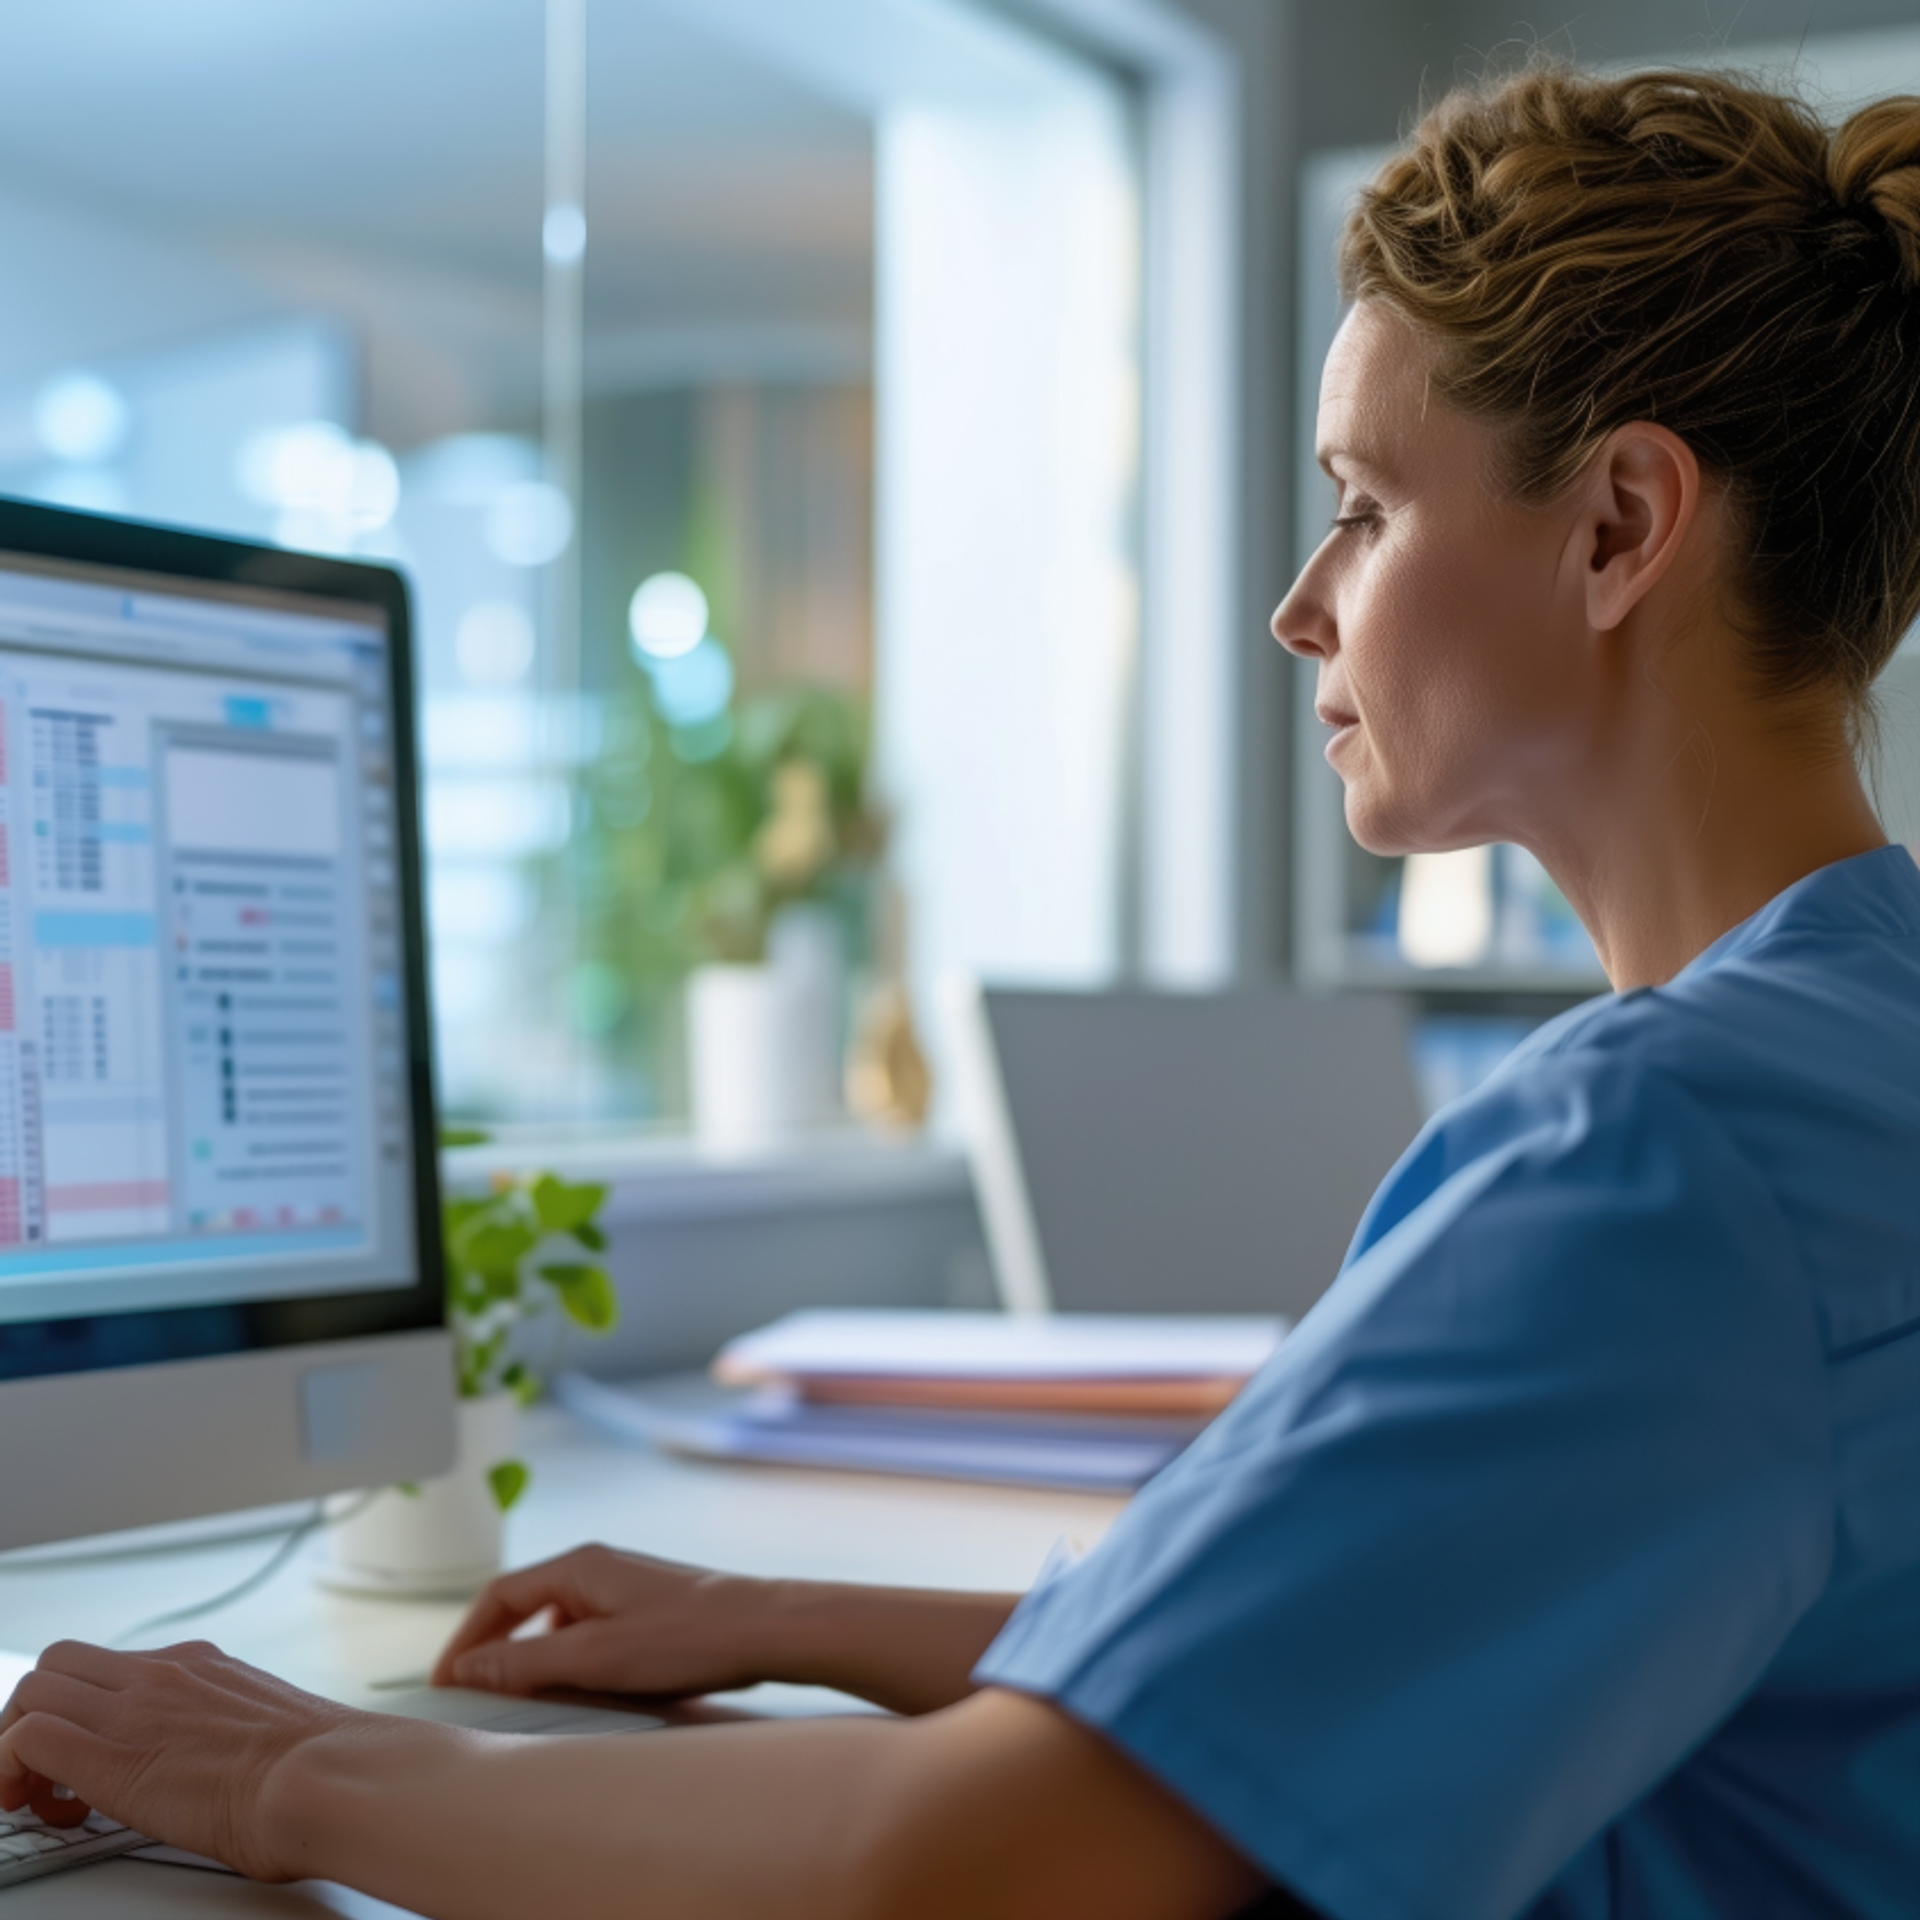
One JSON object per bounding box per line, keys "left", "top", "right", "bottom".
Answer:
{"left": 0, "top": 1806, "right": 149, "bottom": 1890}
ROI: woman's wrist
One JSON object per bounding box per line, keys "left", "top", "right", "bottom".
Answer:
{"left": 748, "top": 1579, "right": 1021, "bottom": 1713}
{"left": 257, "top": 1712, "right": 470, "bottom": 1884}
{"left": 744, "top": 1575, "right": 851, "bottom": 1691}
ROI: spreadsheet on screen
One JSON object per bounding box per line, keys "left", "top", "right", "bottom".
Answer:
{"left": 0, "top": 558, "right": 419, "bottom": 1328}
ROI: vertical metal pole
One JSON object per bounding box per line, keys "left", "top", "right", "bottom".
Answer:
{"left": 543, "top": 0, "right": 586, "bottom": 703}
{"left": 543, "top": 0, "right": 586, "bottom": 1102}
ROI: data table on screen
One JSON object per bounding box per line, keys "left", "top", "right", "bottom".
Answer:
{"left": 0, "top": 563, "right": 419, "bottom": 1327}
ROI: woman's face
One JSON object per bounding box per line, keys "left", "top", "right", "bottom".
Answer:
{"left": 1273, "top": 301, "right": 1592, "bottom": 857}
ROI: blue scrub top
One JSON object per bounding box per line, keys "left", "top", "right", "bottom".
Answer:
{"left": 977, "top": 845, "right": 1920, "bottom": 1920}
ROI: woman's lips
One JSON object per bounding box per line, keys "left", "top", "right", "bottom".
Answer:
{"left": 1316, "top": 704, "right": 1360, "bottom": 761}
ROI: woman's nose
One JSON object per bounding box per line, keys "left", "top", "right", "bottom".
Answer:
{"left": 1270, "top": 569, "right": 1334, "bottom": 661}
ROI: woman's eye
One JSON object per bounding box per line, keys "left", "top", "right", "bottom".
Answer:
{"left": 1330, "top": 508, "right": 1379, "bottom": 534}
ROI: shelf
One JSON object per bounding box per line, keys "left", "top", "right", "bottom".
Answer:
{"left": 1311, "top": 957, "right": 1610, "bottom": 997}
{"left": 441, "top": 1125, "right": 973, "bottom": 1224}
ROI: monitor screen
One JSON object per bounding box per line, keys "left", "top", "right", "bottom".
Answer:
{"left": 0, "top": 509, "right": 439, "bottom": 1385}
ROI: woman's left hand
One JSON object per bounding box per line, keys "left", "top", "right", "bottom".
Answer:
{"left": 0, "top": 1639, "right": 365, "bottom": 1881}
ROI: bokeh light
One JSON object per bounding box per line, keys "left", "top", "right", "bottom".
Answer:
{"left": 236, "top": 421, "right": 400, "bottom": 533}
{"left": 627, "top": 571, "right": 709, "bottom": 661}
{"left": 646, "top": 635, "right": 733, "bottom": 727}
{"left": 34, "top": 372, "right": 131, "bottom": 465}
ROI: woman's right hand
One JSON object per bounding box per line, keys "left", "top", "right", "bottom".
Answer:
{"left": 431, "top": 1545, "right": 772, "bottom": 1701}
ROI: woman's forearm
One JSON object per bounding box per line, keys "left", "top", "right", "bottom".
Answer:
{"left": 751, "top": 1581, "right": 1020, "bottom": 1714}
{"left": 272, "top": 1712, "right": 909, "bottom": 1920}
{"left": 1, "top": 1639, "right": 1257, "bottom": 1920}
{"left": 267, "top": 1690, "right": 1260, "bottom": 1920}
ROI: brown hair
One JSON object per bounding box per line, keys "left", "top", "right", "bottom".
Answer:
{"left": 1339, "top": 65, "right": 1920, "bottom": 708}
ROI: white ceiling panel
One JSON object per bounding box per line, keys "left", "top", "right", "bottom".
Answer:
{"left": 0, "top": 0, "right": 875, "bottom": 424}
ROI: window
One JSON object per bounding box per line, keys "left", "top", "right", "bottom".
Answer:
{"left": 0, "top": 1, "right": 1229, "bottom": 1136}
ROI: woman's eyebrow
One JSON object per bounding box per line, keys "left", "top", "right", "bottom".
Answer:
{"left": 1316, "top": 447, "right": 1391, "bottom": 485}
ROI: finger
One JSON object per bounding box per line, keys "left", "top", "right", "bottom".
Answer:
{"left": 34, "top": 1640, "right": 139, "bottom": 1691}
{"left": 449, "top": 1617, "right": 618, "bottom": 1696}
{"left": 0, "top": 1771, "right": 87, "bottom": 1827}
{"left": 3, "top": 1671, "right": 118, "bottom": 1738}
{"left": 30, "top": 1784, "right": 90, "bottom": 1829}
{"left": 0, "top": 1665, "right": 112, "bottom": 1741}
{"left": 0, "top": 1715, "right": 112, "bottom": 1824}
{"left": 434, "top": 1561, "right": 585, "bottom": 1681}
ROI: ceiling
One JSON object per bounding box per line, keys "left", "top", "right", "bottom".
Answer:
{"left": 0, "top": 0, "right": 875, "bottom": 443}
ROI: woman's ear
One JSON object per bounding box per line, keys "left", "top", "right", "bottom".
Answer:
{"left": 1576, "top": 423, "right": 1701, "bottom": 633}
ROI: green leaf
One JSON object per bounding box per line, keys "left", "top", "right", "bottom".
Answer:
{"left": 570, "top": 1220, "right": 607, "bottom": 1252}
{"left": 531, "top": 1175, "right": 607, "bottom": 1233}
{"left": 539, "top": 1262, "right": 619, "bottom": 1332}
{"left": 443, "top": 1196, "right": 493, "bottom": 1234}
{"left": 463, "top": 1220, "right": 538, "bottom": 1294}
{"left": 394, "top": 1481, "right": 421, "bottom": 1497}
{"left": 500, "top": 1361, "right": 542, "bottom": 1408}
{"left": 439, "top": 1125, "right": 492, "bottom": 1149}
{"left": 465, "top": 1219, "right": 538, "bottom": 1264}
{"left": 487, "top": 1460, "right": 530, "bottom": 1513}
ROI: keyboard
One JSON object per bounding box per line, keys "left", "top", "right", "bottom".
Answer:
{"left": 0, "top": 1806, "right": 149, "bottom": 1889}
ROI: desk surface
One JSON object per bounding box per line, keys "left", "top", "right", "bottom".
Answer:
{"left": 0, "top": 1404, "right": 1126, "bottom": 1917}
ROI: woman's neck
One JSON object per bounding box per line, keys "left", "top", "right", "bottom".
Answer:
{"left": 1528, "top": 692, "right": 1888, "bottom": 992}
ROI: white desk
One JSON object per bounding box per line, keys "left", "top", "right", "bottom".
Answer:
{"left": 0, "top": 1404, "right": 1126, "bottom": 1916}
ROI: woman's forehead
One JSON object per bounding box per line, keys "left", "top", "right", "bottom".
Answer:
{"left": 1317, "top": 304, "right": 1463, "bottom": 481}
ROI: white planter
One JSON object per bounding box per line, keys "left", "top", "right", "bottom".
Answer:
{"left": 318, "top": 1392, "right": 519, "bottom": 1601}
{"left": 688, "top": 920, "right": 840, "bottom": 1152}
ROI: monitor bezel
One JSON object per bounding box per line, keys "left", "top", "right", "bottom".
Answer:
{"left": 0, "top": 495, "right": 445, "bottom": 1383}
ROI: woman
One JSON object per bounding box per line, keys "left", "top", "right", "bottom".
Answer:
{"left": 5, "top": 61, "right": 1918, "bottom": 1920}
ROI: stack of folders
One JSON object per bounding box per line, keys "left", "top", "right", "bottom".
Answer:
{"left": 556, "top": 1310, "right": 1287, "bottom": 1493}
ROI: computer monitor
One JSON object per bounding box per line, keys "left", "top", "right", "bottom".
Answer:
{"left": 0, "top": 498, "right": 452, "bottom": 1553}
{"left": 948, "top": 983, "right": 1425, "bottom": 1324}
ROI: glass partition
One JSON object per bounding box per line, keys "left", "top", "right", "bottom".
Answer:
{"left": 0, "top": 0, "right": 1145, "bottom": 1131}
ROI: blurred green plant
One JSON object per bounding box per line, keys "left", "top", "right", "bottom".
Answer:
{"left": 438, "top": 1139, "right": 617, "bottom": 1511}
{"left": 559, "top": 674, "right": 883, "bottom": 1108}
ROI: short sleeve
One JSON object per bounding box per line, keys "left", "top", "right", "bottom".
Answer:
{"left": 974, "top": 1053, "right": 1833, "bottom": 1920}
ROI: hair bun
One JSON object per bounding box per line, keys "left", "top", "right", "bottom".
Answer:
{"left": 1830, "top": 96, "right": 1920, "bottom": 291}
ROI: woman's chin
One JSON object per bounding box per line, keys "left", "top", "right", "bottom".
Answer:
{"left": 1341, "top": 785, "right": 1425, "bottom": 859}
{"left": 1338, "top": 764, "right": 1484, "bottom": 859}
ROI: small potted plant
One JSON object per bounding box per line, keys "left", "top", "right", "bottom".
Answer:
{"left": 324, "top": 1149, "right": 617, "bottom": 1599}
{"left": 566, "top": 681, "right": 887, "bottom": 1139}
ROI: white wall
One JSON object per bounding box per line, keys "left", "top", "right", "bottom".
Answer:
{"left": 665, "top": 0, "right": 1152, "bottom": 1118}
{"left": 874, "top": 89, "right": 1140, "bottom": 1048}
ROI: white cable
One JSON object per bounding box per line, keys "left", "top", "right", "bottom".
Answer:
{"left": 109, "top": 1493, "right": 378, "bottom": 1649}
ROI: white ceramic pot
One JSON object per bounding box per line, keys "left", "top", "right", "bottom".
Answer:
{"left": 688, "top": 927, "right": 839, "bottom": 1153}
{"left": 319, "top": 1392, "right": 519, "bottom": 1601}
